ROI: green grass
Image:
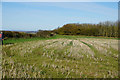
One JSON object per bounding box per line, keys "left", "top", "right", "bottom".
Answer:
{"left": 3, "top": 37, "right": 45, "bottom": 45}
{"left": 3, "top": 34, "right": 118, "bottom": 45}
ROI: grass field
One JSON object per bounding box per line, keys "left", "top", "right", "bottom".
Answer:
{"left": 2, "top": 35, "right": 118, "bottom": 78}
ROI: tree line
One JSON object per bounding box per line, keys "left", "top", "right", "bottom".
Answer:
{"left": 2, "top": 30, "right": 54, "bottom": 39}
{"left": 2, "top": 21, "right": 119, "bottom": 39}
{"left": 2, "top": 31, "right": 36, "bottom": 39}
{"left": 53, "top": 21, "right": 118, "bottom": 37}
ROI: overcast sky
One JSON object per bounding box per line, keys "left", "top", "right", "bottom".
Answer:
{"left": 2, "top": 2, "right": 118, "bottom": 31}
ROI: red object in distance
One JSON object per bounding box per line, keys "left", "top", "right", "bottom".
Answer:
{"left": 0, "top": 34, "right": 2, "bottom": 38}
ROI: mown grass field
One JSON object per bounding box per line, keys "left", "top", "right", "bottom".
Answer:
{"left": 2, "top": 35, "right": 118, "bottom": 78}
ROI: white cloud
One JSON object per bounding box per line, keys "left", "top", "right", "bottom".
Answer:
{"left": 51, "top": 3, "right": 117, "bottom": 16}
{"left": 18, "top": 2, "right": 118, "bottom": 17}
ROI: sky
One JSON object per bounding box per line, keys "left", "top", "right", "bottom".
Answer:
{"left": 2, "top": 2, "right": 118, "bottom": 31}
{"left": 2, "top": 0, "right": 119, "bottom": 2}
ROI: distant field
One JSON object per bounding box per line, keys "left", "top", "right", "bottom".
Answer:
{"left": 3, "top": 35, "right": 118, "bottom": 44}
{"left": 2, "top": 35, "right": 118, "bottom": 78}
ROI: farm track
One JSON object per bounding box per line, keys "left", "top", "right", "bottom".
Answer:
{"left": 2, "top": 38, "right": 118, "bottom": 78}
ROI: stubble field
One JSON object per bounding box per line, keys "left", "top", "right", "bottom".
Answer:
{"left": 2, "top": 35, "right": 118, "bottom": 78}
